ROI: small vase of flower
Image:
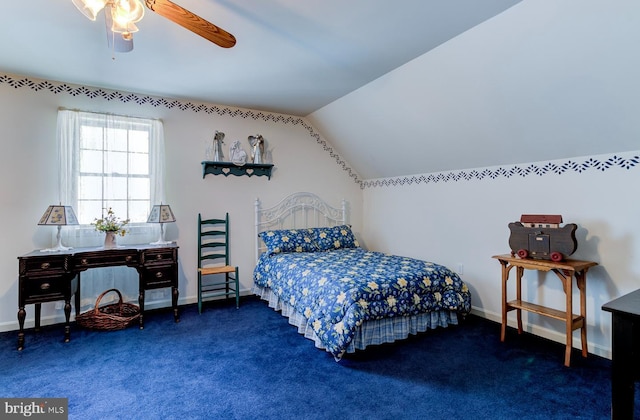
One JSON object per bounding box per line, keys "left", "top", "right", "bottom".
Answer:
{"left": 92, "top": 208, "right": 129, "bottom": 249}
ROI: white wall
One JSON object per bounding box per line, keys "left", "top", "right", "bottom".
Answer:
{"left": 0, "top": 74, "right": 363, "bottom": 332}
{"left": 363, "top": 152, "right": 640, "bottom": 359}
{"left": 309, "top": 0, "right": 640, "bottom": 180}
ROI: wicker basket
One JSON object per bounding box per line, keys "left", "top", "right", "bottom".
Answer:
{"left": 76, "top": 288, "right": 140, "bottom": 331}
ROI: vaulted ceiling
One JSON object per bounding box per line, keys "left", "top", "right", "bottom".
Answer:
{"left": 0, "top": 1, "right": 520, "bottom": 116}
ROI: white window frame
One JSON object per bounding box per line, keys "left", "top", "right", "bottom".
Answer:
{"left": 56, "top": 109, "right": 166, "bottom": 307}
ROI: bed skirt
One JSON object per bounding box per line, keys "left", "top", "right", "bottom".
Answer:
{"left": 252, "top": 284, "right": 461, "bottom": 358}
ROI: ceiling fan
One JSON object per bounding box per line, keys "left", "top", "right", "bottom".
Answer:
{"left": 72, "top": 0, "right": 236, "bottom": 52}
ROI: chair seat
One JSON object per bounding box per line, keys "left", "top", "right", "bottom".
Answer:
{"left": 199, "top": 265, "right": 236, "bottom": 275}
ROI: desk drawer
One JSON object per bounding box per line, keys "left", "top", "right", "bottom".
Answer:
{"left": 20, "top": 256, "right": 68, "bottom": 276}
{"left": 22, "top": 277, "right": 67, "bottom": 301}
{"left": 141, "top": 266, "right": 176, "bottom": 289}
{"left": 76, "top": 251, "right": 139, "bottom": 268}
{"left": 142, "top": 249, "right": 176, "bottom": 266}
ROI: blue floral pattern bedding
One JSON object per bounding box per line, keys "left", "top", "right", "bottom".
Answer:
{"left": 253, "top": 247, "right": 471, "bottom": 359}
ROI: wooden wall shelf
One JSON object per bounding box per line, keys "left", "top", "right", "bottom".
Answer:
{"left": 201, "top": 161, "right": 273, "bottom": 180}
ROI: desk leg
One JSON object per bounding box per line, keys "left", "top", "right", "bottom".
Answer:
{"left": 138, "top": 289, "right": 145, "bottom": 330}
{"left": 611, "top": 314, "right": 636, "bottom": 419}
{"left": 75, "top": 273, "right": 81, "bottom": 317}
{"left": 34, "top": 303, "right": 41, "bottom": 332}
{"left": 172, "top": 286, "right": 180, "bottom": 323}
{"left": 64, "top": 300, "right": 71, "bottom": 343}
{"left": 17, "top": 306, "right": 26, "bottom": 351}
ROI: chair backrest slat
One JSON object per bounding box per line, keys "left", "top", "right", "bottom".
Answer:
{"left": 198, "top": 213, "right": 230, "bottom": 268}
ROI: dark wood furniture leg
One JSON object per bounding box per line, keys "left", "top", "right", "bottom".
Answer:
{"left": 138, "top": 289, "right": 145, "bottom": 329}
{"left": 610, "top": 311, "right": 638, "bottom": 419}
{"left": 172, "top": 286, "right": 180, "bottom": 323}
{"left": 17, "top": 306, "right": 26, "bottom": 351}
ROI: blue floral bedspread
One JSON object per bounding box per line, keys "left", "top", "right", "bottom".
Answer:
{"left": 253, "top": 248, "right": 471, "bottom": 358}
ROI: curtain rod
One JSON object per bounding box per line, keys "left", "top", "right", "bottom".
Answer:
{"left": 57, "top": 107, "right": 163, "bottom": 123}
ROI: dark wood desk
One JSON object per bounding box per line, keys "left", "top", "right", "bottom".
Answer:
{"left": 17, "top": 244, "right": 179, "bottom": 350}
{"left": 602, "top": 289, "right": 640, "bottom": 419}
{"left": 493, "top": 254, "right": 597, "bottom": 367}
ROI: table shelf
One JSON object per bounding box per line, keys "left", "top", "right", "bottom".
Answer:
{"left": 506, "top": 299, "right": 584, "bottom": 325}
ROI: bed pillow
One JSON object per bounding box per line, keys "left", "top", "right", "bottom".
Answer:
{"left": 313, "top": 225, "right": 359, "bottom": 251}
{"left": 259, "top": 229, "right": 318, "bottom": 255}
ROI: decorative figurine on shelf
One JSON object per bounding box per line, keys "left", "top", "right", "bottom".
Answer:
{"left": 229, "top": 140, "right": 247, "bottom": 165}
{"left": 212, "top": 131, "right": 225, "bottom": 161}
{"left": 248, "top": 134, "right": 265, "bottom": 164}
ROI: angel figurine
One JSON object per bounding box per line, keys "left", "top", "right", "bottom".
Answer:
{"left": 248, "top": 134, "right": 265, "bottom": 164}
{"left": 229, "top": 140, "right": 247, "bottom": 165}
{"left": 212, "top": 130, "right": 225, "bottom": 161}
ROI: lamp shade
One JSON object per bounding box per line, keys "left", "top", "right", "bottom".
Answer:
{"left": 38, "top": 205, "right": 79, "bottom": 252}
{"left": 38, "top": 205, "right": 79, "bottom": 226}
{"left": 147, "top": 204, "right": 175, "bottom": 245}
{"left": 71, "top": 0, "right": 108, "bottom": 21}
{"left": 147, "top": 205, "right": 176, "bottom": 224}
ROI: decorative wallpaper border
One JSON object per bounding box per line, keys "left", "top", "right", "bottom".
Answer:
{"left": 362, "top": 154, "right": 640, "bottom": 188}
{"left": 0, "top": 74, "right": 362, "bottom": 186}
{"left": 3, "top": 74, "right": 637, "bottom": 191}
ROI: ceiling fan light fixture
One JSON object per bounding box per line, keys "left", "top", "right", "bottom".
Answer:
{"left": 72, "top": 0, "right": 109, "bottom": 21}
{"left": 111, "top": 18, "right": 139, "bottom": 35}
{"left": 111, "top": 0, "right": 145, "bottom": 25}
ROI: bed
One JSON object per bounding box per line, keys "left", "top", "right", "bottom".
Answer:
{"left": 252, "top": 192, "right": 471, "bottom": 360}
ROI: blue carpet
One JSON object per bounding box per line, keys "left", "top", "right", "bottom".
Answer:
{"left": 0, "top": 296, "right": 630, "bottom": 419}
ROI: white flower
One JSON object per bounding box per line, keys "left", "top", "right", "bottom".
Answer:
{"left": 336, "top": 292, "right": 346, "bottom": 304}
{"left": 368, "top": 281, "right": 379, "bottom": 290}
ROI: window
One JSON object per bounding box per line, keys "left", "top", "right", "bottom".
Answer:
{"left": 76, "top": 117, "right": 151, "bottom": 224}
{"left": 57, "top": 109, "right": 165, "bottom": 227}
{"left": 56, "top": 109, "right": 166, "bottom": 306}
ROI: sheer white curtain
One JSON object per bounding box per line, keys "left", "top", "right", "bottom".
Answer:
{"left": 56, "top": 109, "right": 166, "bottom": 309}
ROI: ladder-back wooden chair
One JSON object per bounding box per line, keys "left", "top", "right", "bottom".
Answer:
{"left": 197, "top": 213, "right": 239, "bottom": 313}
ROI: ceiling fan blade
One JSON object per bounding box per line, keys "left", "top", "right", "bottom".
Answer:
{"left": 144, "top": 0, "right": 236, "bottom": 48}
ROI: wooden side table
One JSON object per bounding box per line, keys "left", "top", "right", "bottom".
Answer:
{"left": 492, "top": 254, "right": 597, "bottom": 367}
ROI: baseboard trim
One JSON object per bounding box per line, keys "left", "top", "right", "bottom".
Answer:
{"left": 470, "top": 306, "right": 611, "bottom": 360}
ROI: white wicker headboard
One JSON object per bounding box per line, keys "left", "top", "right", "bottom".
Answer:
{"left": 254, "top": 192, "right": 347, "bottom": 261}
